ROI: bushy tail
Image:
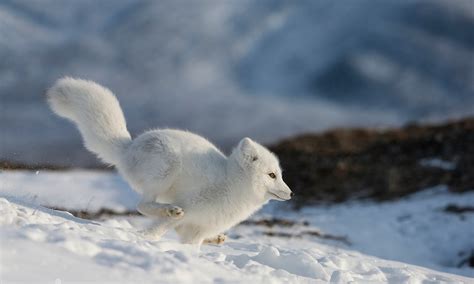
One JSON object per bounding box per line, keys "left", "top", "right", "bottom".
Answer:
{"left": 47, "top": 77, "right": 131, "bottom": 165}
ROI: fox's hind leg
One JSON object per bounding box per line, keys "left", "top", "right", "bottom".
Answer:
{"left": 140, "top": 217, "right": 181, "bottom": 240}
{"left": 174, "top": 224, "right": 205, "bottom": 245}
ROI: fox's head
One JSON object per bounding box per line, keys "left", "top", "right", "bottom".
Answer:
{"left": 230, "top": 137, "right": 293, "bottom": 202}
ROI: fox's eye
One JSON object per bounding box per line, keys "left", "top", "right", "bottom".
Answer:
{"left": 268, "top": 172, "right": 276, "bottom": 179}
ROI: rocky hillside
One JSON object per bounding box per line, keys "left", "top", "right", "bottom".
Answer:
{"left": 270, "top": 118, "right": 474, "bottom": 205}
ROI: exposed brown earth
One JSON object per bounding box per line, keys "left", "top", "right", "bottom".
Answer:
{"left": 270, "top": 118, "right": 474, "bottom": 205}
{"left": 0, "top": 160, "right": 111, "bottom": 171}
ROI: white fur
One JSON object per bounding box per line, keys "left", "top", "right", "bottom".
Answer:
{"left": 47, "top": 78, "right": 131, "bottom": 165}
{"left": 47, "top": 77, "right": 293, "bottom": 245}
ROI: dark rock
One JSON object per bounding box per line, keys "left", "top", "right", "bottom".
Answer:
{"left": 458, "top": 250, "right": 474, "bottom": 268}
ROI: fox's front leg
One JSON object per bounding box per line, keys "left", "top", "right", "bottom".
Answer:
{"left": 138, "top": 200, "right": 184, "bottom": 240}
{"left": 137, "top": 200, "right": 184, "bottom": 219}
{"left": 203, "top": 234, "right": 226, "bottom": 245}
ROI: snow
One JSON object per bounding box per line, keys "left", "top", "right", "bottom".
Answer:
{"left": 420, "top": 158, "right": 457, "bottom": 171}
{"left": 0, "top": 170, "right": 139, "bottom": 212}
{"left": 0, "top": 170, "right": 473, "bottom": 282}
{"left": 281, "top": 186, "right": 474, "bottom": 277}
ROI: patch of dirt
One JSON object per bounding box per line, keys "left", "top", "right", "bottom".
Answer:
{"left": 242, "top": 217, "right": 309, "bottom": 227}
{"left": 243, "top": 217, "right": 351, "bottom": 245}
{"left": 262, "top": 230, "right": 351, "bottom": 246}
{"left": 48, "top": 207, "right": 140, "bottom": 219}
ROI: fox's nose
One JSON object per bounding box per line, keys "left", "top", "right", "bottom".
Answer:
{"left": 290, "top": 192, "right": 294, "bottom": 197}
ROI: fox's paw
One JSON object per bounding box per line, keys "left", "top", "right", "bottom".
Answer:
{"left": 204, "top": 234, "right": 226, "bottom": 245}
{"left": 215, "top": 234, "right": 226, "bottom": 245}
{"left": 165, "top": 205, "right": 184, "bottom": 219}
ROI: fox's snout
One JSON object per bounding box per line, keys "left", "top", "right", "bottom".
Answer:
{"left": 269, "top": 182, "right": 293, "bottom": 201}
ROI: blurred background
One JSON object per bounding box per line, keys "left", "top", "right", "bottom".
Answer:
{"left": 1, "top": 0, "right": 473, "bottom": 168}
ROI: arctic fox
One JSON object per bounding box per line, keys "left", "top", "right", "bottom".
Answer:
{"left": 46, "top": 78, "right": 293, "bottom": 245}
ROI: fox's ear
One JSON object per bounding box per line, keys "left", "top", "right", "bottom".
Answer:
{"left": 237, "top": 137, "right": 259, "bottom": 163}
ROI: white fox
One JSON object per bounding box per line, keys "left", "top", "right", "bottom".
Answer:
{"left": 46, "top": 78, "right": 293, "bottom": 245}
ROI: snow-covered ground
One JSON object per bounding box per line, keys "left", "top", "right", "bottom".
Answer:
{"left": 1, "top": 170, "right": 473, "bottom": 282}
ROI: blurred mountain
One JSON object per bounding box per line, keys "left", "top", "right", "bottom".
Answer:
{"left": 0, "top": 0, "right": 473, "bottom": 167}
